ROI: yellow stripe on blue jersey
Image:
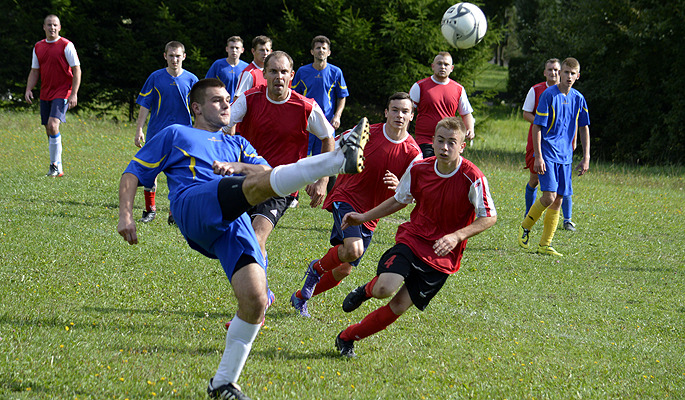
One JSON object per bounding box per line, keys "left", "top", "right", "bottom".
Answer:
{"left": 132, "top": 154, "right": 166, "bottom": 168}
{"left": 175, "top": 146, "right": 197, "bottom": 179}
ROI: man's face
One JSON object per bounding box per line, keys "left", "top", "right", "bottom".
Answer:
{"left": 432, "top": 126, "right": 465, "bottom": 163}
{"left": 164, "top": 47, "right": 186, "bottom": 70}
{"left": 252, "top": 43, "right": 272, "bottom": 64}
{"left": 43, "top": 16, "right": 61, "bottom": 40}
{"left": 311, "top": 42, "right": 330, "bottom": 62}
{"left": 544, "top": 62, "right": 561, "bottom": 86}
{"left": 384, "top": 99, "right": 414, "bottom": 131}
{"left": 431, "top": 55, "right": 454, "bottom": 79}
{"left": 265, "top": 55, "right": 293, "bottom": 100}
{"left": 226, "top": 41, "right": 244, "bottom": 62}
{"left": 559, "top": 65, "right": 580, "bottom": 91}
{"left": 195, "top": 86, "right": 232, "bottom": 130}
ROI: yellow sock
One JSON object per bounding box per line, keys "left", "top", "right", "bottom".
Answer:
{"left": 522, "top": 200, "right": 547, "bottom": 230}
{"left": 540, "top": 207, "right": 560, "bottom": 247}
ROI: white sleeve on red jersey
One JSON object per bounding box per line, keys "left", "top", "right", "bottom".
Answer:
{"left": 31, "top": 48, "right": 39, "bottom": 69}
{"left": 522, "top": 87, "right": 536, "bottom": 112}
{"left": 394, "top": 162, "right": 416, "bottom": 204}
{"left": 64, "top": 42, "right": 80, "bottom": 67}
{"left": 234, "top": 70, "right": 254, "bottom": 99}
{"left": 227, "top": 95, "right": 248, "bottom": 127}
{"left": 409, "top": 82, "right": 421, "bottom": 107}
{"left": 457, "top": 89, "right": 474, "bottom": 116}
{"left": 468, "top": 175, "right": 497, "bottom": 218}
{"left": 307, "top": 101, "right": 335, "bottom": 140}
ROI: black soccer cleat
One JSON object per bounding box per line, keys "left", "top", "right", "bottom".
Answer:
{"left": 339, "top": 117, "right": 370, "bottom": 174}
{"left": 139, "top": 210, "right": 156, "bottom": 223}
{"left": 207, "top": 379, "right": 251, "bottom": 400}
{"left": 342, "top": 284, "right": 370, "bottom": 313}
{"left": 167, "top": 213, "right": 176, "bottom": 225}
{"left": 335, "top": 332, "right": 356, "bottom": 358}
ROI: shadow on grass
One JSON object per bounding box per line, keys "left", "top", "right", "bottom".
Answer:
{"left": 250, "top": 347, "right": 344, "bottom": 361}
{"left": 82, "top": 305, "right": 227, "bottom": 319}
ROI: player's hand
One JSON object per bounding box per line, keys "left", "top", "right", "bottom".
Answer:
{"left": 25, "top": 90, "right": 34, "bottom": 104}
{"left": 213, "top": 161, "right": 239, "bottom": 176}
{"left": 465, "top": 129, "right": 475, "bottom": 140}
{"left": 330, "top": 116, "right": 341, "bottom": 130}
{"left": 117, "top": 216, "right": 138, "bottom": 245}
{"left": 575, "top": 157, "right": 589, "bottom": 176}
{"left": 341, "top": 212, "right": 365, "bottom": 230}
{"left": 134, "top": 130, "right": 145, "bottom": 148}
{"left": 383, "top": 170, "right": 399, "bottom": 191}
{"left": 433, "top": 233, "right": 460, "bottom": 256}
{"left": 305, "top": 178, "right": 327, "bottom": 207}
{"left": 534, "top": 156, "right": 546, "bottom": 175}
{"left": 67, "top": 93, "right": 78, "bottom": 109}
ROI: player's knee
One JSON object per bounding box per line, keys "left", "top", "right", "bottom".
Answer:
{"left": 340, "top": 242, "right": 364, "bottom": 262}
{"left": 237, "top": 290, "right": 267, "bottom": 321}
{"left": 372, "top": 282, "right": 397, "bottom": 299}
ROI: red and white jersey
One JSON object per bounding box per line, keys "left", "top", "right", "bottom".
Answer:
{"left": 394, "top": 156, "right": 496, "bottom": 274}
{"left": 229, "top": 87, "right": 333, "bottom": 167}
{"left": 234, "top": 62, "right": 266, "bottom": 98}
{"left": 323, "top": 123, "right": 422, "bottom": 231}
{"left": 409, "top": 76, "right": 473, "bottom": 145}
{"left": 523, "top": 81, "right": 550, "bottom": 154}
{"left": 31, "top": 37, "right": 80, "bottom": 101}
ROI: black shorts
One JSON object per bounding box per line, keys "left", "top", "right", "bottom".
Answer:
{"left": 247, "top": 195, "right": 297, "bottom": 227}
{"left": 377, "top": 243, "right": 449, "bottom": 311}
{"left": 419, "top": 143, "right": 435, "bottom": 159}
{"left": 217, "top": 176, "right": 251, "bottom": 222}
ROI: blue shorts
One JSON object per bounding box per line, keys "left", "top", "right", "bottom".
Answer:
{"left": 308, "top": 133, "right": 323, "bottom": 156}
{"left": 40, "top": 99, "right": 68, "bottom": 125}
{"left": 329, "top": 201, "right": 373, "bottom": 267}
{"left": 538, "top": 161, "right": 573, "bottom": 196}
{"left": 171, "top": 178, "right": 266, "bottom": 282}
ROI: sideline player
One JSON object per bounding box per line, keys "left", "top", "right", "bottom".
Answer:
{"left": 518, "top": 57, "right": 590, "bottom": 257}
{"left": 233, "top": 35, "right": 272, "bottom": 99}
{"left": 290, "top": 92, "right": 421, "bottom": 317}
{"left": 205, "top": 36, "right": 249, "bottom": 102}
{"left": 135, "top": 41, "right": 199, "bottom": 223}
{"left": 118, "top": 78, "right": 370, "bottom": 400}
{"left": 410, "top": 52, "right": 475, "bottom": 158}
{"left": 228, "top": 51, "right": 335, "bottom": 258}
{"left": 334, "top": 117, "right": 496, "bottom": 357}
{"left": 25, "top": 14, "right": 81, "bottom": 177}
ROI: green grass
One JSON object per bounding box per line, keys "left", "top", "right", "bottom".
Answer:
{"left": 1, "top": 110, "right": 684, "bottom": 399}
{"left": 473, "top": 63, "right": 508, "bottom": 92}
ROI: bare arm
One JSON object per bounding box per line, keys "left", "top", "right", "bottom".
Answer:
{"left": 575, "top": 125, "right": 590, "bottom": 176}
{"left": 342, "top": 196, "right": 407, "bottom": 229}
{"left": 462, "top": 113, "right": 475, "bottom": 140}
{"left": 135, "top": 106, "right": 150, "bottom": 148}
{"left": 25, "top": 69, "right": 40, "bottom": 104}
{"left": 305, "top": 136, "right": 334, "bottom": 207}
{"left": 522, "top": 111, "right": 535, "bottom": 124}
{"left": 212, "top": 160, "right": 271, "bottom": 176}
{"left": 117, "top": 173, "right": 140, "bottom": 245}
{"left": 532, "top": 124, "right": 545, "bottom": 174}
{"left": 433, "top": 215, "right": 497, "bottom": 256}
{"left": 68, "top": 65, "right": 81, "bottom": 109}
{"left": 330, "top": 97, "right": 346, "bottom": 129}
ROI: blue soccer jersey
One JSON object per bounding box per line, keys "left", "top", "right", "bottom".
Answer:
{"left": 291, "top": 63, "right": 349, "bottom": 121}
{"left": 136, "top": 68, "right": 199, "bottom": 139}
{"left": 533, "top": 85, "right": 590, "bottom": 164}
{"left": 205, "top": 59, "right": 249, "bottom": 101}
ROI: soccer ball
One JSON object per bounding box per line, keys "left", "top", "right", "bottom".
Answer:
{"left": 440, "top": 3, "right": 487, "bottom": 49}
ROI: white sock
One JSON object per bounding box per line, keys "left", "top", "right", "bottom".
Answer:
{"left": 269, "top": 149, "right": 344, "bottom": 197}
{"left": 212, "top": 316, "right": 260, "bottom": 386}
{"left": 48, "top": 134, "right": 62, "bottom": 171}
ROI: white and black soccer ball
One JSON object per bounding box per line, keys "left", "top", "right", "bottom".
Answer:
{"left": 440, "top": 2, "right": 487, "bottom": 49}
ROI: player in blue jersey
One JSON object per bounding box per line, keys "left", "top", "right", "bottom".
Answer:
{"left": 118, "top": 78, "right": 370, "bottom": 400}
{"left": 292, "top": 35, "right": 349, "bottom": 156}
{"left": 205, "top": 36, "right": 249, "bottom": 102}
{"left": 134, "top": 41, "right": 199, "bottom": 223}
{"left": 518, "top": 57, "right": 590, "bottom": 257}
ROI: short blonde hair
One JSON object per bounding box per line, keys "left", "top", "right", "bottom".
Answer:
{"left": 435, "top": 117, "right": 466, "bottom": 142}
{"left": 562, "top": 57, "right": 580, "bottom": 71}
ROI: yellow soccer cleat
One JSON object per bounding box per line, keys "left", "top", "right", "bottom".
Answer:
{"left": 518, "top": 226, "right": 530, "bottom": 249}
{"left": 536, "top": 245, "right": 563, "bottom": 257}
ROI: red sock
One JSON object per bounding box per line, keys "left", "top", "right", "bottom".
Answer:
{"left": 144, "top": 190, "right": 156, "bottom": 212}
{"left": 312, "top": 245, "right": 342, "bottom": 275}
{"left": 312, "top": 270, "right": 342, "bottom": 297}
{"left": 364, "top": 276, "right": 379, "bottom": 298}
{"left": 340, "top": 304, "right": 400, "bottom": 341}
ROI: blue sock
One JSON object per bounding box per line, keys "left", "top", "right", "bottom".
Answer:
{"left": 562, "top": 195, "right": 573, "bottom": 222}
{"left": 525, "top": 184, "right": 537, "bottom": 215}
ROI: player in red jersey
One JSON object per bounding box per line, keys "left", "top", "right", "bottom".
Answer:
{"left": 25, "top": 14, "right": 81, "bottom": 177}
{"left": 289, "top": 92, "right": 422, "bottom": 317}
{"left": 228, "top": 51, "right": 335, "bottom": 259}
{"left": 233, "top": 35, "right": 272, "bottom": 99}
{"left": 333, "top": 117, "right": 497, "bottom": 357}
{"left": 410, "top": 52, "right": 474, "bottom": 158}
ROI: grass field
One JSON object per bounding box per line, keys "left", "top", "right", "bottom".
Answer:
{"left": 0, "top": 109, "right": 683, "bottom": 400}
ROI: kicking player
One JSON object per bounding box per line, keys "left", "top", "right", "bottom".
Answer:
{"left": 118, "top": 78, "right": 369, "bottom": 400}
{"left": 290, "top": 92, "right": 421, "bottom": 317}
{"left": 518, "top": 57, "right": 590, "bottom": 257}
{"left": 334, "top": 117, "right": 497, "bottom": 357}
{"left": 135, "top": 41, "right": 198, "bottom": 223}
{"left": 205, "top": 36, "right": 249, "bottom": 102}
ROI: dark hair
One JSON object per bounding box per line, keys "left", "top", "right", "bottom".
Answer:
{"left": 227, "top": 36, "right": 243, "bottom": 45}
{"left": 264, "top": 50, "right": 293, "bottom": 70}
{"left": 252, "top": 35, "right": 272, "bottom": 49}
{"left": 311, "top": 35, "right": 331, "bottom": 49}
{"left": 189, "top": 79, "right": 226, "bottom": 114}
{"left": 386, "top": 92, "right": 412, "bottom": 109}
{"left": 165, "top": 41, "right": 185, "bottom": 53}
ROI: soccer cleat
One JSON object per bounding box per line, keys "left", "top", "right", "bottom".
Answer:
{"left": 46, "top": 163, "right": 64, "bottom": 177}
{"left": 342, "top": 284, "right": 370, "bottom": 313}
{"left": 339, "top": 117, "right": 370, "bottom": 174}
{"left": 300, "top": 260, "right": 322, "bottom": 300}
{"left": 225, "top": 289, "right": 275, "bottom": 329}
{"left": 139, "top": 210, "right": 156, "bottom": 223}
{"left": 536, "top": 245, "right": 563, "bottom": 257}
{"left": 289, "top": 198, "right": 299, "bottom": 208}
{"left": 563, "top": 220, "right": 576, "bottom": 232}
{"left": 207, "top": 378, "right": 251, "bottom": 400}
{"left": 335, "top": 332, "right": 356, "bottom": 358}
{"left": 168, "top": 213, "right": 176, "bottom": 225}
{"left": 518, "top": 226, "right": 531, "bottom": 249}
{"left": 290, "top": 292, "right": 310, "bottom": 317}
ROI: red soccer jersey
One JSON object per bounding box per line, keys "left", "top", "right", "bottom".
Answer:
{"left": 34, "top": 38, "right": 74, "bottom": 101}
{"left": 238, "top": 87, "right": 315, "bottom": 167}
{"left": 526, "top": 81, "right": 549, "bottom": 156}
{"left": 395, "top": 157, "right": 496, "bottom": 274}
{"left": 323, "top": 123, "right": 421, "bottom": 231}
{"left": 412, "top": 77, "right": 466, "bottom": 145}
